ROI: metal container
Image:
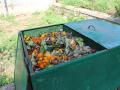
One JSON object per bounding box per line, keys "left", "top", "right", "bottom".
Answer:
{"left": 15, "top": 19, "right": 120, "bottom": 90}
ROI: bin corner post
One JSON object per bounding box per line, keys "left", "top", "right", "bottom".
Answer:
{"left": 14, "top": 32, "right": 29, "bottom": 90}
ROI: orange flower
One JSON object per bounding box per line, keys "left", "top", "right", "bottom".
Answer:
{"left": 43, "top": 57, "right": 49, "bottom": 63}
{"left": 32, "top": 37, "right": 42, "bottom": 44}
{"left": 37, "top": 60, "right": 49, "bottom": 69}
{"left": 50, "top": 56, "right": 56, "bottom": 61}
{"left": 37, "top": 53, "right": 44, "bottom": 59}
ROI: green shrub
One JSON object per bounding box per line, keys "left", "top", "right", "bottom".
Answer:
{"left": 27, "top": 8, "right": 85, "bottom": 29}
{"left": 0, "top": 34, "right": 17, "bottom": 52}
{"left": 0, "top": 75, "right": 13, "bottom": 86}
{"left": 60, "top": 0, "right": 119, "bottom": 16}
{"left": 0, "top": 34, "right": 16, "bottom": 86}
{"left": 0, "top": 14, "right": 15, "bottom": 22}
{"left": 114, "top": 0, "right": 120, "bottom": 16}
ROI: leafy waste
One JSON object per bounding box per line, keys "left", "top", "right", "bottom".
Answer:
{"left": 24, "top": 30, "right": 96, "bottom": 71}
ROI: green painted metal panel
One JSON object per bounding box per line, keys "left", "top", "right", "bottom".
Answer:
{"left": 31, "top": 46, "right": 120, "bottom": 90}
{"left": 14, "top": 33, "right": 28, "bottom": 90}
{"left": 15, "top": 19, "right": 120, "bottom": 90}
{"left": 65, "top": 19, "right": 120, "bottom": 49}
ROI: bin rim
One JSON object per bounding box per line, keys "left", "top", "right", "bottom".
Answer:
{"left": 19, "top": 19, "right": 119, "bottom": 75}
{"left": 20, "top": 24, "right": 106, "bottom": 75}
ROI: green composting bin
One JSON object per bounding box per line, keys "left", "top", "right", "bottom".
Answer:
{"left": 15, "top": 19, "right": 120, "bottom": 90}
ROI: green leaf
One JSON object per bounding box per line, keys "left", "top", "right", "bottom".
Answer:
{"left": 76, "top": 37, "right": 84, "bottom": 46}
{"left": 27, "top": 40, "right": 35, "bottom": 46}
{"left": 40, "top": 41, "right": 47, "bottom": 53}
{"left": 40, "top": 45, "right": 46, "bottom": 53}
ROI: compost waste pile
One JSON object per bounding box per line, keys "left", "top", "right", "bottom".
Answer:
{"left": 24, "top": 31, "right": 96, "bottom": 72}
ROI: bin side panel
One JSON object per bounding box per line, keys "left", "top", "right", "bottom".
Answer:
{"left": 23, "top": 25, "right": 63, "bottom": 36}
{"left": 14, "top": 34, "right": 28, "bottom": 90}
{"left": 31, "top": 46, "right": 120, "bottom": 90}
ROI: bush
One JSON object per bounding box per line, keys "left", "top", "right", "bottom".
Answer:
{"left": 114, "top": 0, "right": 120, "bottom": 16}
{"left": 0, "top": 75, "right": 13, "bottom": 86}
{"left": 60, "top": 0, "right": 119, "bottom": 16}
{"left": 0, "top": 34, "right": 17, "bottom": 87}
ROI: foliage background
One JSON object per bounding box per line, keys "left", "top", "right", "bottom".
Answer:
{"left": 60, "top": 0, "right": 120, "bottom": 16}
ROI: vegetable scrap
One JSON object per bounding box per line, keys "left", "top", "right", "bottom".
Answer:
{"left": 24, "top": 31, "right": 96, "bottom": 71}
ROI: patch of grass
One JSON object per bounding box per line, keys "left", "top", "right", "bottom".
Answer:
{"left": 0, "top": 14, "right": 15, "bottom": 22}
{"left": 0, "top": 34, "right": 17, "bottom": 87}
{"left": 0, "top": 34, "right": 17, "bottom": 52}
{"left": 0, "top": 75, "right": 13, "bottom": 86}
{"left": 27, "top": 8, "right": 85, "bottom": 29}
{"left": 0, "top": 14, "right": 19, "bottom": 26}
{"left": 114, "top": 0, "right": 120, "bottom": 16}
{"left": 60, "top": 0, "right": 118, "bottom": 16}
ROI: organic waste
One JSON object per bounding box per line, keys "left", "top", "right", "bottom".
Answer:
{"left": 24, "top": 30, "right": 96, "bottom": 71}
